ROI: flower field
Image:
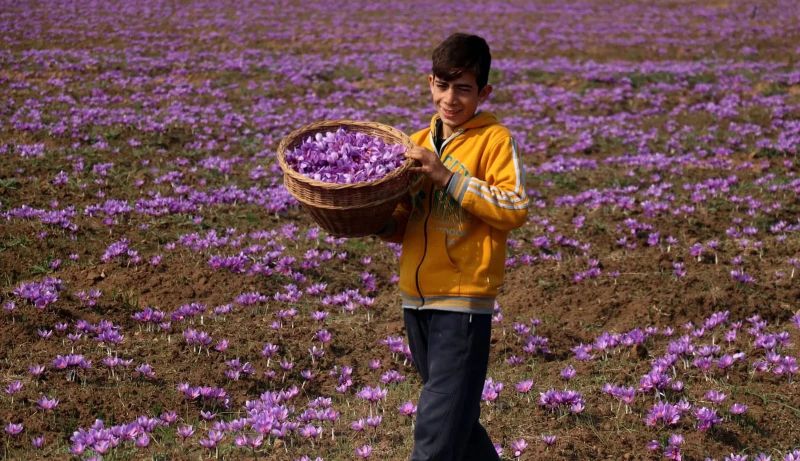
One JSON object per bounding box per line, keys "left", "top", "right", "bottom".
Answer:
{"left": 2, "top": 0, "right": 800, "bottom": 459}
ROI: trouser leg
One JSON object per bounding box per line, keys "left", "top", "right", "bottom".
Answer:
{"left": 461, "top": 421, "right": 499, "bottom": 461}
{"left": 403, "top": 310, "right": 497, "bottom": 461}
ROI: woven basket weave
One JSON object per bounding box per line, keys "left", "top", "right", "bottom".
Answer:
{"left": 277, "top": 120, "right": 417, "bottom": 237}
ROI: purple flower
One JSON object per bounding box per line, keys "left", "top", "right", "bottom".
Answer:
{"left": 5, "top": 423, "right": 23, "bottom": 436}
{"left": 725, "top": 454, "right": 749, "bottom": 461}
{"left": 539, "top": 389, "right": 585, "bottom": 414}
{"left": 31, "top": 435, "right": 45, "bottom": 448}
{"left": 355, "top": 444, "right": 373, "bottom": 459}
{"left": 784, "top": 450, "right": 800, "bottom": 461}
{"left": 541, "top": 434, "right": 557, "bottom": 446}
{"left": 299, "top": 424, "right": 322, "bottom": 439}
{"left": 481, "top": 378, "right": 504, "bottom": 402}
{"left": 664, "top": 445, "right": 683, "bottom": 460}
{"left": 160, "top": 411, "right": 177, "bottom": 425}
{"left": 177, "top": 425, "right": 194, "bottom": 440}
{"left": 5, "top": 380, "right": 23, "bottom": 395}
{"left": 560, "top": 365, "right": 576, "bottom": 380}
{"left": 285, "top": 128, "right": 407, "bottom": 184}
{"left": 510, "top": 438, "right": 528, "bottom": 458}
{"left": 695, "top": 406, "right": 723, "bottom": 431}
{"left": 380, "top": 369, "right": 406, "bottom": 384}
{"left": 356, "top": 385, "right": 387, "bottom": 403}
{"left": 350, "top": 419, "right": 366, "bottom": 432}
{"left": 729, "top": 403, "right": 748, "bottom": 415}
{"left": 37, "top": 395, "right": 59, "bottom": 411}
{"left": 135, "top": 432, "right": 150, "bottom": 448}
{"left": 515, "top": 379, "right": 534, "bottom": 393}
{"left": 705, "top": 390, "right": 727, "bottom": 404}
{"left": 198, "top": 429, "right": 224, "bottom": 449}
{"left": 366, "top": 415, "right": 382, "bottom": 428}
{"left": 644, "top": 401, "right": 681, "bottom": 427}
{"left": 398, "top": 401, "right": 417, "bottom": 416}
{"left": 135, "top": 363, "right": 156, "bottom": 379}
{"left": 13, "top": 277, "right": 62, "bottom": 308}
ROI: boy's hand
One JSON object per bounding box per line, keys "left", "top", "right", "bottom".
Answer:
{"left": 405, "top": 146, "right": 454, "bottom": 188}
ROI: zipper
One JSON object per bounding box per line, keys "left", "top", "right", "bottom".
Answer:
{"left": 413, "top": 125, "right": 464, "bottom": 308}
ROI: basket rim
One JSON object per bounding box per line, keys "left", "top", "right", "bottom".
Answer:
{"left": 276, "top": 119, "right": 416, "bottom": 191}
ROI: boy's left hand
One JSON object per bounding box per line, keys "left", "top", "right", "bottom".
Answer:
{"left": 405, "top": 146, "right": 453, "bottom": 188}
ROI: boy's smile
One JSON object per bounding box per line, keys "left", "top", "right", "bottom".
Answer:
{"left": 429, "top": 72, "right": 492, "bottom": 138}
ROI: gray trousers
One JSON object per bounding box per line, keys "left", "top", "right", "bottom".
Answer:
{"left": 404, "top": 309, "right": 499, "bottom": 461}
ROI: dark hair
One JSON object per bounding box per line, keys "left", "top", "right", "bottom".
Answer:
{"left": 431, "top": 33, "right": 491, "bottom": 90}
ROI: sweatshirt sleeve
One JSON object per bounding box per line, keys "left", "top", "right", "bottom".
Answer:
{"left": 377, "top": 193, "right": 411, "bottom": 243}
{"left": 446, "top": 136, "right": 528, "bottom": 231}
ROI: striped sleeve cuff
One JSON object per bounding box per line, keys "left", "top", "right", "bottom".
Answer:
{"left": 446, "top": 172, "right": 470, "bottom": 205}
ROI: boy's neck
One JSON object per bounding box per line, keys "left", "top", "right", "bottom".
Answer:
{"left": 438, "top": 111, "right": 481, "bottom": 139}
{"left": 441, "top": 122, "right": 454, "bottom": 139}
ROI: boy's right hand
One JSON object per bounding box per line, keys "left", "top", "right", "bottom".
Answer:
{"left": 405, "top": 146, "right": 454, "bottom": 188}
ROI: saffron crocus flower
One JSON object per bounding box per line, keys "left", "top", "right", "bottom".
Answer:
{"left": 160, "top": 411, "right": 178, "bottom": 425}
{"left": 350, "top": 419, "right": 366, "bottom": 432}
{"left": 5, "top": 422, "right": 23, "bottom": 436}
{"left": 31, "top": 435, "right": 45, "bottom": 448}
{"left": 356, "top": 385, "right": 387, "bottom": 403}
{"left": 725, "top": 454, "right": 748, "bottom": 461}
{"left": 510, "top": 438, "right": 528, "bottom": 458}
{"left": 541, "top": 434, "right": 557, "bottom": 446}
{"left": 299, "top": 424, "right": 322, "bottom": 439}
{"left": 214, "top": 339, "right": 230, "bottom": 352}
{"left": 481, "top": 378, "right": 504, "bottom": 402}
{"left": 398, "top": 401, "right": 417, "bottom": 416}
{"left": 644, "top": 401, "right": 681, "bottom": 427}
{"left": 37, "top": 396, "right": 59, "bottom": 411}
{"left": 261, "top": 343, "right": 279, "bottom": 358}
{"left": 695, "top": 406, "right": 723, "bottom": 431}
{"left": 199, "top": 429, "right": 224, "bottom": 449}
{"left": 784, "top": 450, "right": 800, "bottom": 461}
{"left": 285, "top": 128, "right": 407, "bottom": 184}
{"left": 366, "top": 415, "right": 382, "bottom": 428}
{"left": 135, "top": 432, "right": 150, "bottom": 448}
{"left": 515, "top": 379, "right": 534, "bottom": 393}
{"left": 705, "top": 390, "right": 727, "bottom": 404}
{"left": 729, "top": 403, "right": 748, "bottom": 415}
{"left": 355, "top": 444, "right": 373, "bottom": 459}
{"left": 560, "top": 365, "right": 576, "bottom": 380}
{"left": 135, "top": 364, "right": 156, "bottom": 379}
{"left": 5, "top": 380, "right": 23, "bottom": 395}
{"left": 177, "top": 425, "right": 194, "bottom": 440}
{"left": 668, "top": 434, "right": 684, "bottom": 446}
{"left": 539, "top": 389, "right": 585, "bottom": 414}
{"left": 664, "top": 445, "right": 682, "bottom": 460}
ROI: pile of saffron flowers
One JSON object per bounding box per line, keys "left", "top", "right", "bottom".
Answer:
{"left": 284, "top": 128, "right": 407, "bottom": 184}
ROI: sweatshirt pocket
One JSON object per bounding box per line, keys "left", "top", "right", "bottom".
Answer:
{"left": 443, "top": 234, "right": 460, "bottom": 271}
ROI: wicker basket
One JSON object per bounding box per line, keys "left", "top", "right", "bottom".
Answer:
{"left": 277, "top": 120, "right": 418, "bottom": 237}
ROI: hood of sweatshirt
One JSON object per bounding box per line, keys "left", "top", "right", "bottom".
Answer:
{"left": 428, "top": 111, "right": 498, "bottom": 138}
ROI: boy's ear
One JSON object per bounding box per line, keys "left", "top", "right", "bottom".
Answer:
{"left": 479, "top": 84, "right": 492, "bottom": 103}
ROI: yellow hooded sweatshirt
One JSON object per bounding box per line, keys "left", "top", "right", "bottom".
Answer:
{"left": 385, "top": 112, "right": 528, "bottom": 314}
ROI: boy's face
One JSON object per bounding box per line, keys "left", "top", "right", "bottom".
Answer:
{"left": 428, "top": 71, "right": 492, "bottom": 137}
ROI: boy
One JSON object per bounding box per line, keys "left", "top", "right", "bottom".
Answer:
{"left": 379, "top": 33, "right": 529, "bottom": 460}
